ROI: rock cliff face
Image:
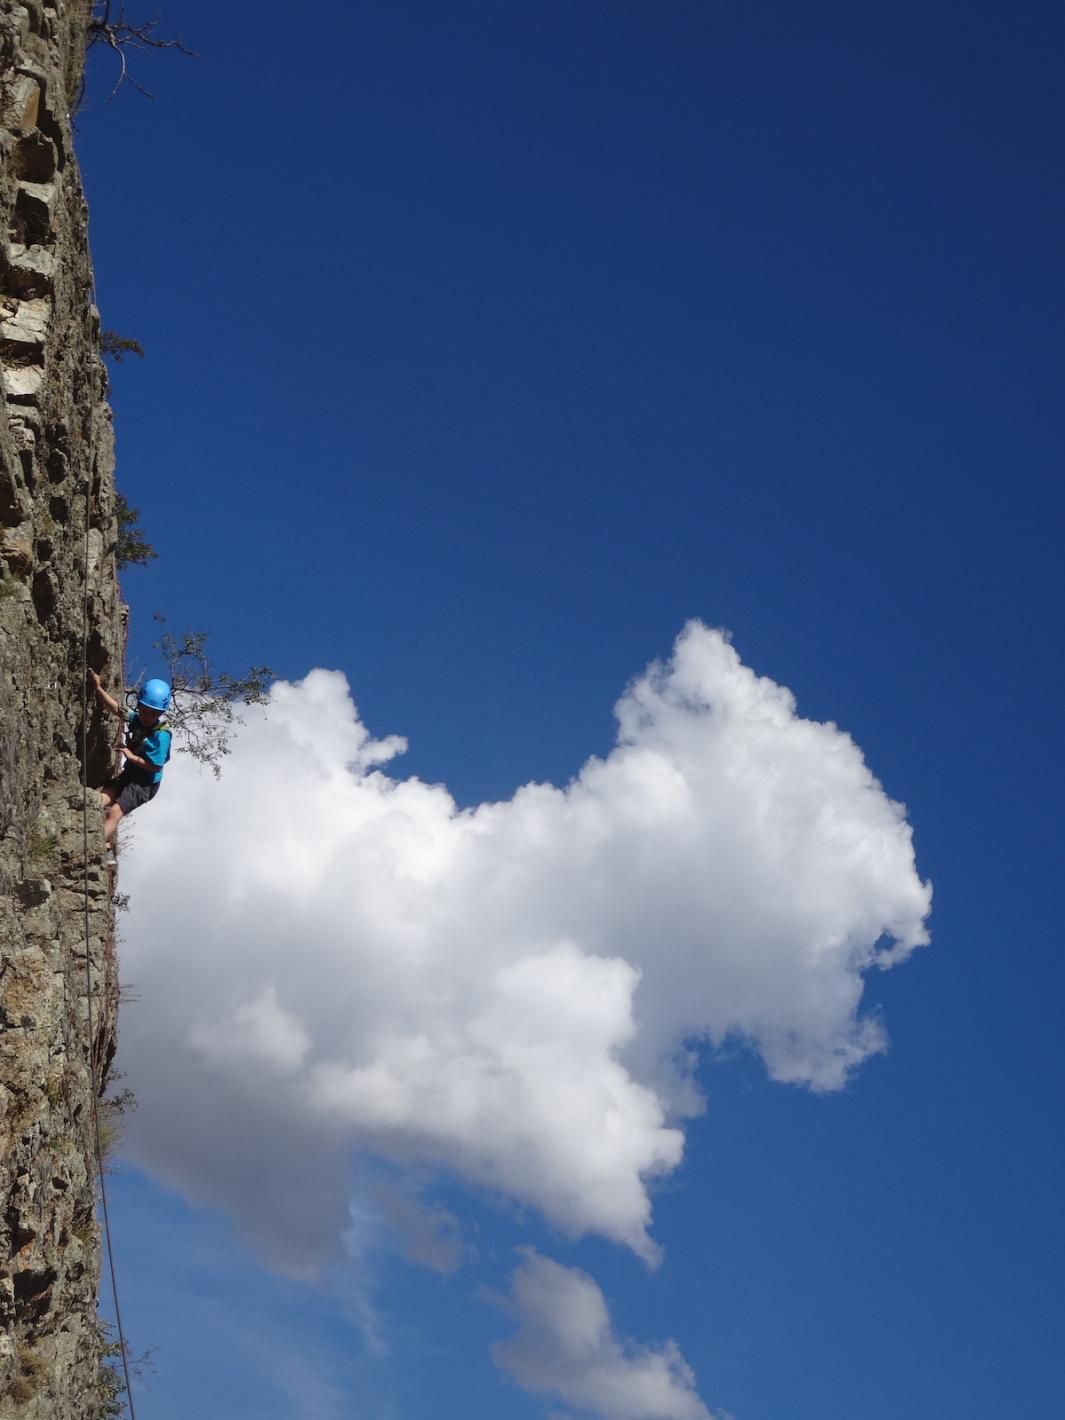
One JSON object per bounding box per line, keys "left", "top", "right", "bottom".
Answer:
{"left": 0, "top": 2, "right": 126, "bottom": 1414}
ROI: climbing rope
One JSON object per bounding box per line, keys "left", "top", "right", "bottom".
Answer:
{"left": 80, "top": 470, "right": 138, "bottom": 1418}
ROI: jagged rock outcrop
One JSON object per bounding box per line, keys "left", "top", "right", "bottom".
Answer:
{"left": 0, "top": 2, "right": 126, "bottom": 1414}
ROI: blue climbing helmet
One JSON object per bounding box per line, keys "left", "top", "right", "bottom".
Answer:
{"left": 138, "top": 678, "right": 171, "bottom": 712}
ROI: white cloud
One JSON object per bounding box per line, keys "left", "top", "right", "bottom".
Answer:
{"left": 493, "top": 1249, "right": 715, "bottom": 1420}
{"left": 119, "top": 622, "right": 930, "bottom": 1270}
{"left": 189, "top": 985, "right": 310, "bottom": 1073}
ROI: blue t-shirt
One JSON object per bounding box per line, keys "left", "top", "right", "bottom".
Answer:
{"left": 126, "top": 711, "right": 172, "bottom": 785}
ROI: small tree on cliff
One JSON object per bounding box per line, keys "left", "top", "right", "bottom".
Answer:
{"left": 100, "top": 331, "right": 144, "bottom": 363}
{"left": 112, "top": 495, "right": 156, "bottom": 570}
{"left": 138, "top": 616, "right": 275, "bottom": 778}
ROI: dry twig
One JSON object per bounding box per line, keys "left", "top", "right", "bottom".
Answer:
{"left": 87, "top": 2, "right": 198, "bottom": 101}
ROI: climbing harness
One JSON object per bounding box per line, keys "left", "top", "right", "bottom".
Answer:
{"left": 80, "top": 474, "right": 138, "bottom": 1418}
{"left": 121, "top": 706, "right": 173, "bottom": 770}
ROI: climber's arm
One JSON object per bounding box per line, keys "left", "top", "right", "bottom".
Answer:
{"left": 90, "top": 670, "right": 123, "bottom": 718}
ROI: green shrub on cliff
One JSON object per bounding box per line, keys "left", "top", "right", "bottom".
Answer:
{"left": 112, "top": 494, "right": 156, "bottom": 571}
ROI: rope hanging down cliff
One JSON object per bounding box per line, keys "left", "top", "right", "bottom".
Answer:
{"left": 80, "top": 471, "right": 137, "bottom": 1420}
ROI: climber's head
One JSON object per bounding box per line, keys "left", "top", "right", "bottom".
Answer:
{"left": 137, "top": 678, "right": 171, "bottom": 722}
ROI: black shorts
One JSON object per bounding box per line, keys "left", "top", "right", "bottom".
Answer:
{"left": 106, "top": 770, "right": 160, "bottom": 817}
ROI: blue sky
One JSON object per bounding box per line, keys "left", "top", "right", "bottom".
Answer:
{"left": 76, "top": 3, "right": 1063, "bottom": 1418}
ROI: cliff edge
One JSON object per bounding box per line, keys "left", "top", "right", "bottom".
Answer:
{"left": 0, "top": 1, "right": 127, "bottom": 1413}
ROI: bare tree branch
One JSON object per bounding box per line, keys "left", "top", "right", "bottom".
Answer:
{"left": 87, "top": 2, "right": 198, "bottom": 102}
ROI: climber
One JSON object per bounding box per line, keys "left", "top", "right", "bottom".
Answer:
{"left": 90, "top": 671, "right": 173, "bottom": 845}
